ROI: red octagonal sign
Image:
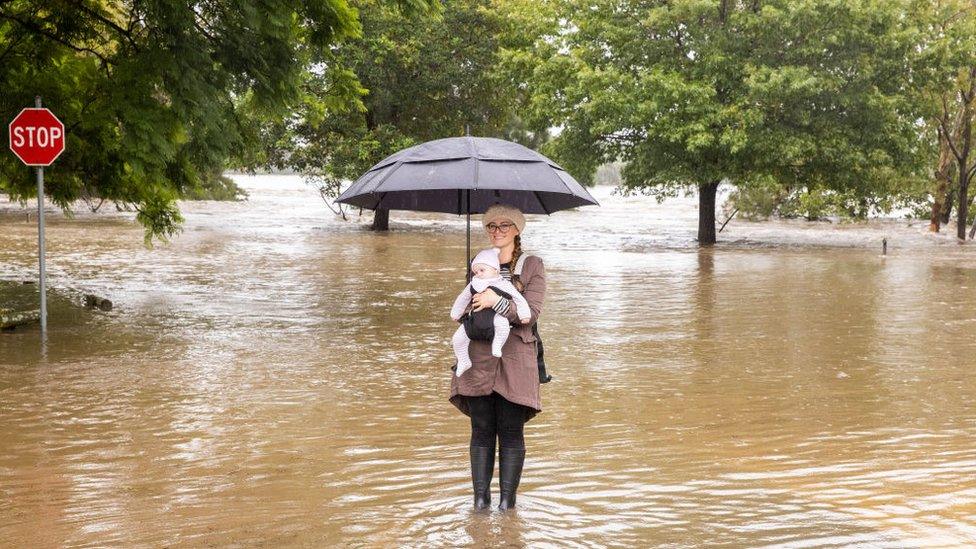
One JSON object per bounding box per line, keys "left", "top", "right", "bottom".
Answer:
{"left": 8, "top": 108, "right": 65, "bottom": 166}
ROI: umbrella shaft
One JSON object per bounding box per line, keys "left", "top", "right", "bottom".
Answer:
{"left": 466, "top": 190, "right": 471, "bottom": 284}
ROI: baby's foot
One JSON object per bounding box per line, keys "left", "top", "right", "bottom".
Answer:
{"left": 491, "top": 344, "right": 503, "bottom": 358}
{"left": 455, "top": 360, "right": 473, "bottom": 377}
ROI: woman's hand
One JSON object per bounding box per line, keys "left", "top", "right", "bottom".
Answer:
{"left": 471, "top": 288, "right": 500, "bottom": 312}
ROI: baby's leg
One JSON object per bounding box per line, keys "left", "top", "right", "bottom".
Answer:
{"left": 491, "top": 315, "right": 511, "bottom": 358}
{"left": 453, "top": 325, "right": 473, "bottom": 376}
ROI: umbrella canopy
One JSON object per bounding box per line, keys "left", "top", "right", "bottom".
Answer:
{"left": 335, "top": 136, "right": 599, "bottom": 214}
{"left": 337, "top": 135, "right": 599, "bottom": 282}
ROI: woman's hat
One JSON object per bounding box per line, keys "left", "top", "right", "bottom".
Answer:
{"left": 471, "top": 247, "right": 501, "bottom": 271}
{"left": 482, "top": 204, "right": 526, "bottom": 234}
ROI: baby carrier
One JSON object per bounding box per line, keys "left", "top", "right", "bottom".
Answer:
{"left": 460, "top": 254, "right": 553, "bottom": 384}
{"left": 462, "top": 285, "right": 513, "bottom": 341}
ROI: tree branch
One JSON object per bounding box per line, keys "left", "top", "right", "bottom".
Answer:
{"left": 718, "top": 207, "right": 738, "bottom": 232}
{"left": 189, "top": 9, "right": 218, "bottom": 44}
{"left": 0, "top": 25, "right": 25, "bottom": 63}
{"left": 67, "top": 0, "right": 140, "bottom": 52}
{"left": 66, "top": 94, "right": 99, "bottom": 133}
{"left": 0, "top": 12, "right": 115, "bottom": 67}
{"left": 940, "top": 95, "right": 964, "bottom": 163}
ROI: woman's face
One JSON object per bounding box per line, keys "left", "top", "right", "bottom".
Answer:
{"left": 486, "top": 219, "right": 520, "bottom": 248}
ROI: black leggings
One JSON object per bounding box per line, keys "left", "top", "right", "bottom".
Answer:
{"left": 467, "top": 392, "right": 531, "bottom": 450}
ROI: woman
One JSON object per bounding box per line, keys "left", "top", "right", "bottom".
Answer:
{"left": 449, "top": 203, "right": 546, "bottom": 512}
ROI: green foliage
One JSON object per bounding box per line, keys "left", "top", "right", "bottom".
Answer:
{"left": 512, "top": 0, "right": 931, "bottom": 240}
{"left": 265, "top": 0, "right": 534, "bottom": 205}
{"left": 911, "top": 0, "right": 976, "bottom": 237}
{"left": 0, "top": 0, "right": 368, "bottom": 243}
{"left": 134, "top": 186, "right": 184, "bottom": 247}
{"left": 726, "top": 177, "right": 784, "bottom": 221}
{"left": 181, "top": 173, "right": 248, "bottom": 202}
{"left": 730, "top": 179, "right": 935, "bottom": 222}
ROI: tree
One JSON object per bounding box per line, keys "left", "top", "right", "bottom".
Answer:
{"left": 912, "top": 0, "right": 976, "bottom": 233}
{"left": 916, "top": 0, "right": 976, "bottom": 239}
{"left": 929, "top": 118, "right": 958, "bottom": 232}
{"left": 0, "top": 0, "right": 370, "bottom": 244}
{"left": 265, "top": 0, "right": 535, "bottom": 230}
{"left": 519, "top": 0, "right": 927, "bottom": 245}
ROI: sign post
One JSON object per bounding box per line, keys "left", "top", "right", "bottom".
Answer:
{"left": 8, "top": 97, "right": 66, "bottom": 335}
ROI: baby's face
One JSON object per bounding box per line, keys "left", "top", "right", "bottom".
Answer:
{"left": 472, "top": 264, "right": 499, "bottom": 279}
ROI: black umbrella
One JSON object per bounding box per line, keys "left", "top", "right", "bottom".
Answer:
{"left": 336, "top": 135, "right": 599, "bottom": 274}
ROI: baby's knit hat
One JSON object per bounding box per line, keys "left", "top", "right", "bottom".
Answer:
{"left": 471, "top": 247, "right": 501, "bottom": 272}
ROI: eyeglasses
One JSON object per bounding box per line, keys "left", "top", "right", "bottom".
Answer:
{"left": 487, "top": 222, "right": 516, "bottom": 233}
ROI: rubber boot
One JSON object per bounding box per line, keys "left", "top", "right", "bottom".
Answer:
{"left": 470, "top": 443, "right": 494, "bottom": 510}
{"left": 497, "top": 446, "right": 526, "bottom": 511}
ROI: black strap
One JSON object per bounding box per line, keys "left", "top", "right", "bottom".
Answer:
{"left": 470, "top": 284, "right": 513, "bottom": 301}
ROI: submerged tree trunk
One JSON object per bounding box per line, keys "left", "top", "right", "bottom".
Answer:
{"left": 371, "top": 208, "right": 390, "bottom": 231}
{"left": 942, "top": 190, "right": 954, "bottom": 225}
{"left": 931, "top": 134, "right": 954, "bottom": 232}
{"left": 952, "top": 71, "right": 976, "bottom": 240}
{"left": 697, "top": 180, "right": 720, "bottom": 246}
{"left": 970, "top": 201, "right": 976, "bottom": 239}
{"left": 364, "top": 112, "right": 391, "bottom": 232}
{"left": 959, "top": 169, "right": 969, "bottom": 240}
{"left": 932, "top": 184, "right": 952, "bottom": 232}
{"left": 958, "top": 104, "right": 972, "bottom": 240}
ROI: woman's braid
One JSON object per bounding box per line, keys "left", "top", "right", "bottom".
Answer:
{"left": 511, "top": 235, "right": 524, "bottom": 292}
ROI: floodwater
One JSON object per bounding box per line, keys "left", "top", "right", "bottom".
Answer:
{"left": 2, "top": 176, "right": 976, "bottom": 547}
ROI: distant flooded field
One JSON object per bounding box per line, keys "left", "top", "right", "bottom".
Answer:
{"left": 2, "top": 176, "right": 976, "bottom": 546}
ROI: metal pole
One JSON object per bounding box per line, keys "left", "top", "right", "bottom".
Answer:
{"left": 466, "top": 190, "right": 471, "bottom": 284}
{"left": 34, "top": 96, "right": 47, "bottom": 335}
{"left": 464, "top": 124, "right": 472, "bottom": 284}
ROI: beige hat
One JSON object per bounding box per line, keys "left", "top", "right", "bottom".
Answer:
{"left": 482, "top": 204, "right": 526, "bottom": 234}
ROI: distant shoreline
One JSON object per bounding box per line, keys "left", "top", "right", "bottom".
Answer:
{"left": 2, "top": 175, "right": 971, "bottom": 252}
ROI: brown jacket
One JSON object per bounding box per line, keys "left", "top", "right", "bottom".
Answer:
{"left": 449, "top": 255, "right": 546, "bottom": 421}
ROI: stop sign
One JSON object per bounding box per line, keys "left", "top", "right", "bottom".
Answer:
{"left": 8, "top": 108, "right": 65, "bottom": 166}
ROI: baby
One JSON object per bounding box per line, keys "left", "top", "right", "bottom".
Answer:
{"left": 451, "top": 248, "right": 531, "bottom": 376}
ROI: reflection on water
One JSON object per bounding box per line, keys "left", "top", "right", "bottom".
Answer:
{"left": 2, "top": 176, "right": 976, "bottom": 546}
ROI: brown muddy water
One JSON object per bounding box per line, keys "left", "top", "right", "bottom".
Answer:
{"left": 2, "top": 176, "right": 976, "bottom": 547}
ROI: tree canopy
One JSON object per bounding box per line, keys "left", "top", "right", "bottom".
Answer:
{"left": 263, "top": 0, "right": 544, "bottom": 228}
{"left": 0, "top": 0, "right": 381, "bottom": 243}
{"left": 511, "top": 0, "right": 930, "bottom": 244}
{"left": 914, "top": 0, "right": 976, "bottom": 238}
{"left": 7, "top": 0, "right": 976, "bottom": 246}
